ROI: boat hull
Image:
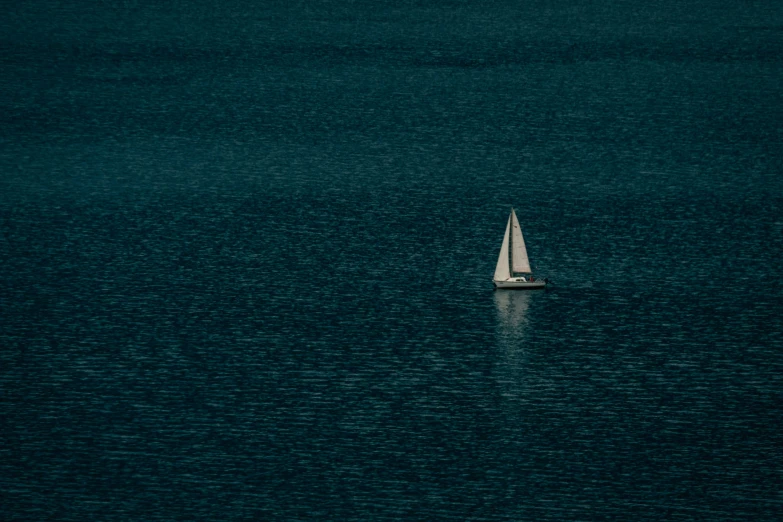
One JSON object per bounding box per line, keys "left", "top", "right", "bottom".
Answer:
{"left": 493, "top": 279, "right": 546, "bottom": 290}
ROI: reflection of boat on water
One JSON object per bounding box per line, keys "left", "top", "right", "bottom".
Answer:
{"left": 493, "top": 209, "right": 548, "bottom": 290}
{"left": 494, "top": 290, "right": 532, "bottom": 333}
{"left": 494, "top": 290, "right": 533, "bottom": 402}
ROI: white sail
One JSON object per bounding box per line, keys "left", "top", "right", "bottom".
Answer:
{"left": 493, "top": 216, "right": 511, "bottom": 281}
{"left": 510, "top": 209, "right": 531, "bottom": 274}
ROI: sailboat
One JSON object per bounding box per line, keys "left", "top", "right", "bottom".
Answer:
{"left": 493, "top": 208, "right": 547, "bottom": 289}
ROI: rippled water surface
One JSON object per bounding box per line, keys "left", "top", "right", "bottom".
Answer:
{"left": 2, "top": 1, "right": 783, "bottom": 520}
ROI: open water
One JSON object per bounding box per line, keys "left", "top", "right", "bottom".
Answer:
{"left": 2, "top": 1, "right": 783, "bottom": 520}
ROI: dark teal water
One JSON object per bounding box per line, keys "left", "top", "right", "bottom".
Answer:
{"left": 2, "top": 1, "right": 783, "bottom": 520}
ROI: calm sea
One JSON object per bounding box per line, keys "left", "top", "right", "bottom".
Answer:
{"left": 2, "top": 1, "right": 782, "bottom": 520}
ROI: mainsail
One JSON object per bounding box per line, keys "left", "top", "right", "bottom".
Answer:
{"left": 510, "top": 209, "right": 531, "bottom": 274}
{"left": 493, "top": 216, "right": 511, "bottom": 281}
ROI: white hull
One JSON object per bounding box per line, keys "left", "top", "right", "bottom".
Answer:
{"left": 494, "top": 278, "right": 546, "bottom": 290}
